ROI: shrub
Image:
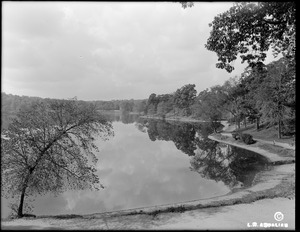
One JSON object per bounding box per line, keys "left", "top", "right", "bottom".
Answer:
{"left": 241, "top": 133, "right": 255, "bottom": 144}
{"left": 232, "top": 132, "right": 241, "bottom": 140}
{"left": 282, "top": 118, "right": 295, "bottom": 136}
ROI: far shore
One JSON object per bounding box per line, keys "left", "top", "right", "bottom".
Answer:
{"left": 139, "top": 114, "right": 217, "bottom": 123}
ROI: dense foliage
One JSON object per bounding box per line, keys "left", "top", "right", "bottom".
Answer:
{"left": 205, "top": 2, "right": 295, "bottom": 72}
{"left": 144, "top": 84, "right": 198, "bottom": 118}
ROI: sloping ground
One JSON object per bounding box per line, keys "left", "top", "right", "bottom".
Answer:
{"left": 209, "top": 133, "right": 295, "bottom": 163}
{"left": 154, "top": 196, "right": 295, "bottom": 230}
{"left": 1, "top": 120, "right": 295, "bottom": 230}
{"left": 220, "top": 132, "right": 295, "bottom": 151}
{"left": 222, "top": 121, "right": 295, "bottom": 146}
{"left": 1, "top": 196, "right": 295, "bottom": 230}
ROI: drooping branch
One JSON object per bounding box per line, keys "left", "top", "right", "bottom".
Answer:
{"left": 43, "top": 156, "right": 81, "bottom": 179}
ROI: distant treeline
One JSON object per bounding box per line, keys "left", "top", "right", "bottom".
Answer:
{"left": 1, "top": 93, "right": 147, "bottom": 129}
{"left": 91, "top": 99, "right": 147, "bottom": 113}
{"left": 1, "top": 93, "right": 148, "bottom": 112}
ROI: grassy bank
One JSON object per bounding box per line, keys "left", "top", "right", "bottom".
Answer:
{"left": 209, "top": 133, "right": 295, "bottom": 164}
{"left": 228, "top": 123, "right": 295, "bottom": 146}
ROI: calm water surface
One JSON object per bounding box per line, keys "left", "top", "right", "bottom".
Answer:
{"left": 1, "top": 113, "right": 270, "bottom": 218}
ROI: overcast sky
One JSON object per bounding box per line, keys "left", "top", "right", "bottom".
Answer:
{"left": 2, "top": 2, "right": 273, "bottom": 101}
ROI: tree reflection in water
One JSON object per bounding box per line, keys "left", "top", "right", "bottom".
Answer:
{"left": 146, "top": 120, "right": 198, "bottom": 156}
{"left": 138, "top": 119, "right": 270, "bottom": 191}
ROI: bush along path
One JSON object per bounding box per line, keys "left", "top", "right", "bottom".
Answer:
{"left": 219, "top": 132, "right": 295, "bottom": 151}
{"left": 208, "top": 132, "right": 295, "bottom": 164}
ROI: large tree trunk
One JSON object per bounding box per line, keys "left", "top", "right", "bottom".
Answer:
{"left": 256, "top": 117, "right": 260, "bottom": 130}
{"left": 278, "top": 118, "right": 282, "bottom": 139}
{"left": 237, "top": 120, "right": 241, "bottom": 129}
{"left": 17, "top": 169, "right": 33, "bottom": 217}
{"left": 244, "top": 118, "right": 247, "bottom": 128}
{"left": 17, "top": 187, "right": 27, "bottom": 217}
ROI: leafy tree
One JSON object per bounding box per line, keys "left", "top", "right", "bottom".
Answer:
{"left": 205, "top": 2, "right": 295, "bottom": 72}
{"left": 255, "top": 58, "right": 295, "bottom": 138}
{"left": 145, "top": 85, "right": 197, "bottom": 117}
{"left": 237, "top": 65, "right": 270, "bottom": 130}
{"left": 156, "top": 94, "right": 174, "bottom": 117}
{"left": 145, "top": 93, "right": 159, "bottom": 115}
{"left": 236, "top": 56, "right": 295, "bottom": 136}
{"left": 1, "top": 99, "right": 114, "bottom": 217}
{"left": 196, "top": 86, "right": 226, "bottom": 127}
{"left": 133, "top": 99, "right": 147, "bottom": 113}
{"left": 173, "top": 84, "right": 197, "bottom": 116}
{"left": 222, "top": 77, "right": 249, "bottom": 129}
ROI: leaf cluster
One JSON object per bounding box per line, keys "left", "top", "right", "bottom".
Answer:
{"left": 205, "top": 2, "right": 295, "bottom": 72}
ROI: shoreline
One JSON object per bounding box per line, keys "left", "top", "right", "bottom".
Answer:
{"left": 139, "top": 114, "right": 211, "bottom": 123}
{"left": 1, "top": 120, "right": 295, "bottom": 230}
{"left": 208, "top": 133, "right": 295, "bottom": 163}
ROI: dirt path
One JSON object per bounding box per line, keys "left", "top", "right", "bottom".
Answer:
{"left": 154, "top": 197, "right": 295, "bottom": 230}
{"left": 220, "top": 120, "right": 236, "bottom": 132}
{"left": 2, "top": 194, "right": 295, "bottom": 230}
{"left": 220, "top": 132, "right": 295, "bottom": 151}
{"left": 219, "top": 121, "right": 295, "bottom": 150}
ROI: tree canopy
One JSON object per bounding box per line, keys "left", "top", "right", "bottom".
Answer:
{"left": 173, "top": 84, "right": 197, "bottom": 110}
{"left": 205, "top": 2, "right": 295, "bottom": 72}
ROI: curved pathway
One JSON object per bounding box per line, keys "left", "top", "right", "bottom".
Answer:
{"left": 220, "top": 132, "right": 295, "bottom": 151}
{"left": 219, "top": 120, "right": 295, "bottom": 151}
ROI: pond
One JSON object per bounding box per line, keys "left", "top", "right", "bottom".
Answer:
{"left": 1, "top": 112, "right": 271, "bottom": 218}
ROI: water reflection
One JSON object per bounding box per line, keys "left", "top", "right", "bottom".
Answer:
{"left": 100, "top": 110, "right": 140, "bottom": 124}
{"left": 137, "top": 119, "right": 270, "bottom": 190}
{"left": 146, "top": 120, "right": 198, "bottom": 156}
{"left": 191, "top": 144, "right": 270, "bottom": 189}
{"left": 1, "top": 115, "right": 270, "bottom": 218}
